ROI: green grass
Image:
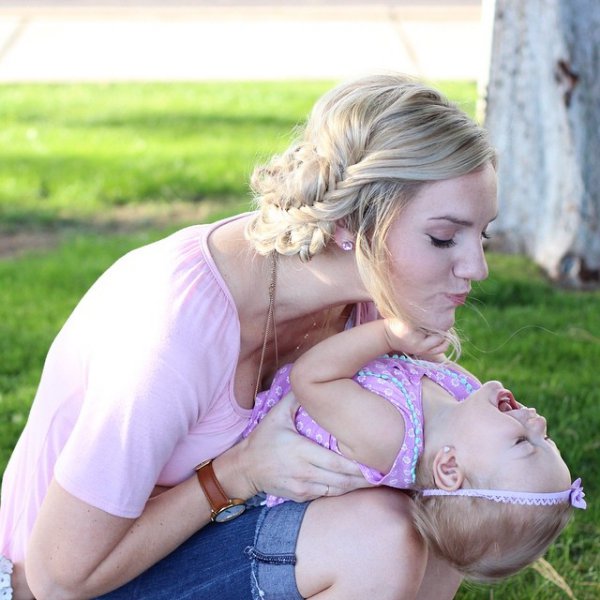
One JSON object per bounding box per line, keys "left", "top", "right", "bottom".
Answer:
{"left": 1, "top": 81, "right": 598, "bottom": 599}
{"left": 0, "top": 82, "right": 332, "bottom": 228}
{"left": 0, "top": 81, "right": 478, "bottom": 230}
{"left": 455, "top": 254, "right": 600, "bottom": 600}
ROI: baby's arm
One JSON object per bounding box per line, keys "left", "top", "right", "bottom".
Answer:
{"left": 290, "top": 319, "right": 445, "bottom": 473}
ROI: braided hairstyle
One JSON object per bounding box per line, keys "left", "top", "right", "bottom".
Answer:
{"left": 246, "top": 73, "right": 496, "bottom": 323}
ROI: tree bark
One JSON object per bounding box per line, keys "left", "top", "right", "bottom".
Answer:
{"left": 482, "top": 0, "right": 600, "bottom": 288}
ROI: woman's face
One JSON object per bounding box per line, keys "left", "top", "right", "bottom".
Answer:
{"left": 386, "top": 162, "right": 498, "bottom": 331}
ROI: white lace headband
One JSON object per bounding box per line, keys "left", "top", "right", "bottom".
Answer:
{"left": 420, "top": 478, "right": 586, "bottom": 509}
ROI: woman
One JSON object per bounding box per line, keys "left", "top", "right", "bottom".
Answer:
{"left": 0, "top": 73, "right": 497, "bottom": 599}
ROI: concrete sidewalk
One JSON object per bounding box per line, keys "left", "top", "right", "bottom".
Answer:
{"left": 0, "top": 2, "right": 485, "bottom": 82}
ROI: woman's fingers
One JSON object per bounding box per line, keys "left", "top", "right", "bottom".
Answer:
{"left": 256, "top": 432, "right": 369, "bottom": 501}
{"left": 294, "top": 443, "right": 372, "bottom": 499}
{"left": 242, "top": 392, "right": 369, "bottom": 501}
{"left": 266, "top": 460, "right": 372, "bottom": 503}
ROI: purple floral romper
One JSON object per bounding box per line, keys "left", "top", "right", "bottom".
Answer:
{"left": 242, "top": 354, "right": 480, "bottom": 506}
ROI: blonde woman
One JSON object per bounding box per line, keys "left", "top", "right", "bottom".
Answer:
{"left": 2, "top": 73, "right": 497, "bottom": 599}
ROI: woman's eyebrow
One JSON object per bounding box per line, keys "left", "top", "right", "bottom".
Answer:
{"left": 428, "top": 214, "right": 498, "bottom": 227}
{"left": 428, "top": 216, "right": 473, "bottom": 226}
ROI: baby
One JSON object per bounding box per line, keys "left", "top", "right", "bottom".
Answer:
{"left": 243, "top": 318, "right": 586, "bottom": 582}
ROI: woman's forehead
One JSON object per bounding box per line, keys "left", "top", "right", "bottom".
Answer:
{"left": 398, "top": 168, "right": 498, "bottom": 226}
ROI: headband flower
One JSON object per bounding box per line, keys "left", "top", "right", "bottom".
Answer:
{"left": 569, "top": 478, "right": 586, "bottom": 509}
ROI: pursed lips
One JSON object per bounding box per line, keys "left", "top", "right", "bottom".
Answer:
{"left": 446, "top": 291, "right": 470, "bottom": 306}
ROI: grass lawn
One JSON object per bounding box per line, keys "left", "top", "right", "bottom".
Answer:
{"left": 0, "top": 82, "right": 332, "bottom": 228}
{"left": 0, "top": 81, "right": 598, "bottom": 599}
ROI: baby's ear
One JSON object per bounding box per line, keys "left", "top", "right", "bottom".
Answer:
{"left": 432, "top": 446, "right": 464, "bottom": 491}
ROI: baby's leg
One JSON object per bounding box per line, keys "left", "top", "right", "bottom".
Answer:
{"left": 296, "top": 488, "right": 437, "bottom": 600}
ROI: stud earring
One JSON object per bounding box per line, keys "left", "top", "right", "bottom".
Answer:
{"left": 341, "top": 240, "right": 354, "bottom": 252}
{"left": 443, "top": 446, "right": 451, "bottom": 453}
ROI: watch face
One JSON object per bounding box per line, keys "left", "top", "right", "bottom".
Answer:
{"left": 214, "top": 503, "right": 246, "bottom": 523}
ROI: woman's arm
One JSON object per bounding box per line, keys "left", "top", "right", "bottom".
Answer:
{"left": 25, "top": 394, "right": 369, "bottom": 600}
{"left": 25, "top": 443, "right": 252, "bottom": 600}
{"left": 290, "top": 319, "right": 446, "bottom": 472}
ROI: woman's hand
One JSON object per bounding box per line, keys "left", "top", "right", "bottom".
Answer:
{"left": 383, "top": 318, "right": 449, "bottom": 359}
{"left": 229, "top": 392, "right": 370, "bottom": 502}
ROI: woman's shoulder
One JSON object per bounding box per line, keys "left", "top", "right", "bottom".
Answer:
{"left": 85, "top": 218, "right": 244, "bottom": 318}
{"left": 60, "top": 220, "right": 245, "bottom": 379}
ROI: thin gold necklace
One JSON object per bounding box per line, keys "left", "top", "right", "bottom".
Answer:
{"left": 293, "top": 309, "right": 335, "bottom": 354}
{"left": 294, "top": 319, "right": 319, "bottom": 353}
{"left": 253, "top": 256, "right": 348, "bottom": 397}
{"left": 254, "top": 251, "right": 278, "bottom": 399}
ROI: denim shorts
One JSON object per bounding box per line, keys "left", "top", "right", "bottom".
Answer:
{"left": 95, "top": 498, "right": 310, "bottom": 599}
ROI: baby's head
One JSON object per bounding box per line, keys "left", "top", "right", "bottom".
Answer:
{"left": 411, "top": 488, "right": 576, "bottom": 581}
{"left": 412, "top": 381, "right": 585, "bottom": 582}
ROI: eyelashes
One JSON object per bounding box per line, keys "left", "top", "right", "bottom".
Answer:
{"left": 428, "top": 231, "right": 491, "bottom": 249}
{"left": 428, "top": 235, "right": 456, "bottom": 249}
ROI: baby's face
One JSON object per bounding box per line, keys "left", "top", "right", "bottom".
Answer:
{"left": 447, "top": 381, "right": 571, "bottom": 493}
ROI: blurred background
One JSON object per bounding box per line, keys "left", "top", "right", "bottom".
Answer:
{"left": 0, "top": 0, "right": 483, "bottom": 82}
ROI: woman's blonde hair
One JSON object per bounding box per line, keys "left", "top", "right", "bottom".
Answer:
{"left": 245, "top": 73, "right": 496, "bottom": 323}
{"left": 411, "top": 474, "right": 573, "bottom": 582}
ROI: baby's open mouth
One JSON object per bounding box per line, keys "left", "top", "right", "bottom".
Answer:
{"left": 497, "top": 390, "right": 518, "bottom": 412}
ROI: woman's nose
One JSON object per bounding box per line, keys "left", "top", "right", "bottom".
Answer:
{"left": 453, "top": 243, "right": 489, "bottom": 282}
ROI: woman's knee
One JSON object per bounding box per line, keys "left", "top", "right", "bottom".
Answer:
{"left": 296, "top": 489, "right": 426, "bottom": 599}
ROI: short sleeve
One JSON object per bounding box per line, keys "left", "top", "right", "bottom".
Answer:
{"left": 54, "top": 224, "right": 244, "bottom": 517}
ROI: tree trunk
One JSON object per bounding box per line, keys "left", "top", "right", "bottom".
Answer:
{"left": 482, "top": 0, "right": 600, "bottom": 288}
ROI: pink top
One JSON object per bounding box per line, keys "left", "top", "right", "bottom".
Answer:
{"left": 1, "top": 213, "right": 378, "bottom": 564}
{"left": 243, "top": 355, "right": 480, "bottom": 506}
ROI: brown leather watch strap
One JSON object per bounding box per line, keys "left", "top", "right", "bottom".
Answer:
{"left": 195, "top": 460, "right": 229, "bottom": 513}
{"left": 195, "top": 459, "right": 246, "bottom": 523}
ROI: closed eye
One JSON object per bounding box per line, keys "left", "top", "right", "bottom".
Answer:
{"left": 428, "top": 235, "right": 456, "bottom": 249}
{"left": 515, "top": 436, "right": 529, "bottom": 445}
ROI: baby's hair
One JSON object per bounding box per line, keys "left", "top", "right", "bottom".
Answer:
{"left": 411, "top": 477, "right": 573, "bottom": 582}
{"left": 245, "top": 73, "right": 496, "bottom": 334}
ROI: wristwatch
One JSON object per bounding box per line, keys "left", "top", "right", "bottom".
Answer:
{"left": 195, "top": 459, "right": 246, "bottom": 523}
